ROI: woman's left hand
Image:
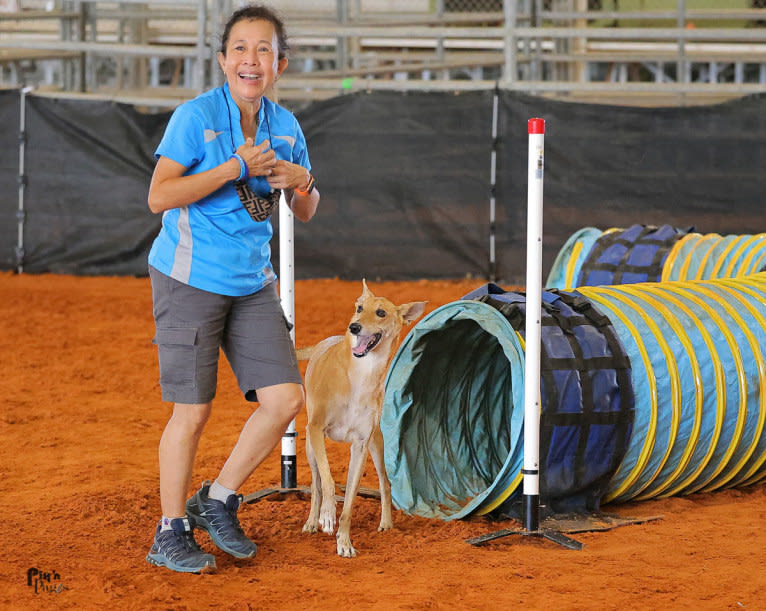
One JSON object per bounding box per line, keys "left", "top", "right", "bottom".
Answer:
{"left": 266, "top": 160, "right": 311, "bottom": 191}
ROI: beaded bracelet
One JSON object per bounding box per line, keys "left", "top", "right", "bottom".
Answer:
{"left": 231, "top": 153, "right": 248, "bottom": 182}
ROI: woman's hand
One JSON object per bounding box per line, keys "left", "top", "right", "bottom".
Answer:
{"left": 265, "top": 159, "right": 311, "bottom": 191}
{"left": 265, "top": 160, "right": 318, "bottom": 223}
{"left": 238, "top": 138, "right": 277, "bottom": 177}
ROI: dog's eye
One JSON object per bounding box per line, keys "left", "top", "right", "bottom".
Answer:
{"left": 376, "top": 309, "right": 387, "bottom": 318}
{"left": 356, "top": 305, "right": 363, "bottom": 313}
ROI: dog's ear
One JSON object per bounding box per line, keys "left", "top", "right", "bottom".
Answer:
{"left": 398, "top": 301, "right": 428, "bottom": 324}
{"left": 361, "top": 278, "right": 374, "bottom": 299}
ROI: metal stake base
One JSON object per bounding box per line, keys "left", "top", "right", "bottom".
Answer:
{"left": 466, "top": 527, "right": 583, "bottom": 550}
{"left": 467, "top": 492, "right": 583, "bottom": 549}
{"left": 242, "top": 486, "right": 312, "bottom": 504}
{"left": 466, "top": 511, "right": 663, "bottom": 550}
{"left": 243, "top": 485, "right": 381, "bottom": 505}
{"left": 242, "top": 461, "right": 311, "bottom": 504}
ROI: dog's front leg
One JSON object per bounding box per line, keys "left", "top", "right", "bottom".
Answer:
{"left": 336, "top": 439, "right": 368, "bottom": 558}
{"left": 368, "top": 424, "right": 393, "bottom": 532}
{"left": 306, "top": 425, "right": 337, "bottom": 535}
{"left": 302, "top": 427, "right": 322, "bottom": 533}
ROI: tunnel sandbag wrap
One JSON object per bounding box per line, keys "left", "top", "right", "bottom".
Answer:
{"left": 469, "top": 285, "right": 635, "bottom": 516}
{"left": 383, "top": 273, "right": 766, "bottom": 520}
{"left": 578, "top": 273, "right": 766, "bottom": 502}
{"left": 381, "top": 284, "right": 634, "bottom": 519}
{"left": 574, "top": 224, "right": 689, "bottom": 288}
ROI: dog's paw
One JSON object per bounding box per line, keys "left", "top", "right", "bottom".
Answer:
{"left": 377, "top": 519, "right": 393, "bottom": 532}
{"left": 319, "top": 514, "right": 335, "bottom": 535}
{"left": 336, "top": 535, "right": 357, "bottom": 558}
{"left": 302, "top": 520, "right": 319, "bottom": 534}
{"left": 319, "top": 505, "right": 336, "bottom": 534}
{"left": 319, "top": 511, "right": 335, "bottom": 535}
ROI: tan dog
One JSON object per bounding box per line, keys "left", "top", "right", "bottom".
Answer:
{"left": 297, "top": 280, "right": 426, "bottom": 557}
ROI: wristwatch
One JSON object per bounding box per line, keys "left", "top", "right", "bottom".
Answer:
{"left": 295, "top": 174, "right": 316, "bottom": 196}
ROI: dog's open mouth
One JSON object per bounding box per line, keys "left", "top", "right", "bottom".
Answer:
{"left": 352, "top": 332, "right": 382, "bottom": 358}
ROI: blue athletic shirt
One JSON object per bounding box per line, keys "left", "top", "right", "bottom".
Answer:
{"left": 148, "top": 83, "right": 311, "bottom": 296}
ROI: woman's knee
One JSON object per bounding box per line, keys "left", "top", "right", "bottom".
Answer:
{"left": 258, "top": 383, "right": 304, "bottom": 423}
{"left": 283, "top": 389, "right": 304, "bottom": 421}
{"left": 170, "top": 402, "right": 212, "bottom": 436}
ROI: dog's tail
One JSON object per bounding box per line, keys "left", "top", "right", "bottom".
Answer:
{"left": 294, "top": 345, "right": 315, "bottom": 361}
{"left": 295, "top": 335, "right": 344, "bottom": 362}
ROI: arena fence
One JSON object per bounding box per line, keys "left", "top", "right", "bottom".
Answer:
{"left": 3, "top": 1, "right": 766, "bottom": 109}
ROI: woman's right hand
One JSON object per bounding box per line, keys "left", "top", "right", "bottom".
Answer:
{"left": 237, "top": 138, "right": 277, "bottom": 177}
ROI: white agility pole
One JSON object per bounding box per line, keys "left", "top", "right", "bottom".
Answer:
{"left": 279, "top": 191, "right": 298, "bottom": 489}
{"left": 467, "top": 118, "right": 580, "bottom": 549}
{"left": 243, "top": 189, "right": 312, "bottom": 504}
{"left": 523, "top": 117, "right": 545, "bottom": 532}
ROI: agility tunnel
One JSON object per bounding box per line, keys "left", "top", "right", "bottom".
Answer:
{"left": 381, "top": 273, "right": 766, "bottom": 520}
{"left": 546, "top": 224, "right": 766, "bottom": 290}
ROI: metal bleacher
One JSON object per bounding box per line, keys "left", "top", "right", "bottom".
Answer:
{"left": 1, "top": 0, "right": 765, "bottom": 110}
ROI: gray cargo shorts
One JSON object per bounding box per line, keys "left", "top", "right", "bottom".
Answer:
{"left": 149, "top": 266, "right": 302, "bottom": 404}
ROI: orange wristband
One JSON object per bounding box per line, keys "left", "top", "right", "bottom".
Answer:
{"left": 295, "top": 174, "right": 315, "bottom": 196}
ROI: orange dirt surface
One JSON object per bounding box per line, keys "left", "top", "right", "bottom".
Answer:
{"left": 2, "top": 272, "right": 765, "bottom": 610}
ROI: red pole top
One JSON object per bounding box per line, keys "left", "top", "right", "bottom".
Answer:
{"left": 528, "top": 118, "right": 545, "bottom": 134}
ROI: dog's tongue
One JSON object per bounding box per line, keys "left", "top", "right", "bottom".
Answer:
{"left": 352, "top": 335, "right": 372, "bottom": 356}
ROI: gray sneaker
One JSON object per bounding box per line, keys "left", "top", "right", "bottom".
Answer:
{"left": 186, "top": 482, "right": 258, "bottom": 559}
{"left": 146, "top": 517, "right": 216, "bottom": 573}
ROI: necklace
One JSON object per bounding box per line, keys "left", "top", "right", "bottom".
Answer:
{"left": 221, "top": 86, "right": 282, "bottom": 222}
{"left": 223, "top": 86, "right": 273, "bottom": 153}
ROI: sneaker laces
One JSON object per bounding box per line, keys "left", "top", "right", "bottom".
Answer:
{"left": 169, "top": 519, "right": 204, "bottom": 553}
{"left": 224, "top": 494, "right": 246, "bottom": 533}
{"left": 180, "top": 530, "right": 204, "bottom": 553}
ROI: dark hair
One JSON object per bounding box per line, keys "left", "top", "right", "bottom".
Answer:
{"left": 219, "top": 4, "right": 289, "bottom": 59}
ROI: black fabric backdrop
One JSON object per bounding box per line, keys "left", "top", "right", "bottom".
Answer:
{"left": 1, "top": 88, "right": 764, "bottom": 283}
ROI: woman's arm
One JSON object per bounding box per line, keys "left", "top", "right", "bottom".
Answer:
{"left": 267, "top": 160, "right": 320, "bottom": 223}
{"left": 147, "top": 138, "right": 277, "bottom": 214}
{"left": 147, "top": 155, "right": 240, "bottom": 214}
{"left": 288, "top": 186, "right": 320, "bottom": 223}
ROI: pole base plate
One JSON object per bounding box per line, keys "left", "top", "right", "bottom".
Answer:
{"left": 466, "top": 512, "right": 663, "bottom": 550}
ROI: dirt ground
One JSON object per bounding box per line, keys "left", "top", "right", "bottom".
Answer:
{"left": 2, "top": 271, "right": 765, "bottom": 610}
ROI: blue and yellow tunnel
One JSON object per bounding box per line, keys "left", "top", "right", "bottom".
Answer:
{"left": 381, "top": 273, "right": 766, "bottom": 520}
{"left": 547, "top": 224, "right": 766, "bottom": 290}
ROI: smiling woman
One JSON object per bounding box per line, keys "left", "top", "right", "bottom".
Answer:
{"left": 142, "top": 4, "right": 321, "bottom": 575}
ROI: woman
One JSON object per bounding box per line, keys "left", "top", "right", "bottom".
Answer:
{"left": 145, "top": 4, "right": 319, "bottom": 574}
